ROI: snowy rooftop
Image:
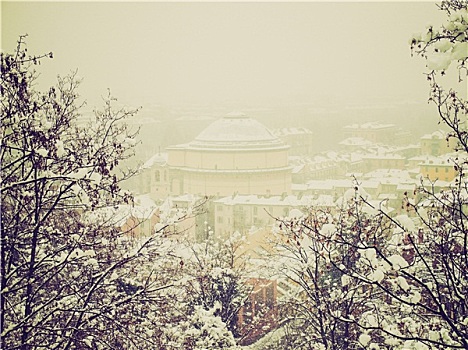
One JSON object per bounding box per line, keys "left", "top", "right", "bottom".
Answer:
{"left": 362, "top": 153, "right": 405, "bottom": 160}
{"left": 418, "top": 153, "right": 457, "bottom": 165}
{"left": 273, "top": 127, "right": 313, "bottom": 136}
{"left": 134, "top": 194, "right": 157, "bottom": 208}
{"left": 163, "top": 193, "right": 201, "bottom": 207}
{"left": 306, "top": 179, "right": 380, "bottom": 190}
{"left": 291, "top": 183, "right": 308, "bottom": 191}
{"left": 343, "top": 122, "right": 395, "bottom": 130}
{"left": 420, "top": 129, "right": 447, "bottom": 140}
{"left": 339, "top": 137, "right": 374, "bottom": 147}
{"left": 305, "top": 180, "right": 334, "bottom": 191}
{"left": 291, "top": 164, "right": 305, "bottom": 173}
{"left": 141, "top": 152, "right": 168, "bottom": 169}
{"left": 85, "top": 204, "right": 158, "bottom": 228}
{"left": 396, "top": 183, "right": 417, "bottom": 191}
{"left": 214, "top": 194, "right": 335, "bottom": 208}
{"left": 363, "top": 168, "right": 414, "bottom": 181}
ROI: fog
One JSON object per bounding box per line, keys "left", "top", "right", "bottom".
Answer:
{"left": 3, "top": 2, "right": 448, "bottom": 108}
{"left": 3, "top": 1, "right": 463, "bottom": 163}
{"left": 3, "top": 3, "right": 468, "bottom": 348}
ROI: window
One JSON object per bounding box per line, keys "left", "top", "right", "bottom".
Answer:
{"left": 217, "top": 216, "right": 223, "bottom": 224}
{"left": 155, "top": 170, "right": 160, "bottom": 182}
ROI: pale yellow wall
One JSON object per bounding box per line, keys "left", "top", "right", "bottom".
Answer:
{"left": 214, "top": 201, "right": 292, "bottom": 237}
{"left": 364, "top": 157, "right": 406, "bottom": 172}
{"left": 149, "top": 166, "right": 171, "bottom": 200}
{"left": 166, "top": 141, "right": 291, "bottom": 197}
{"left": 167, "top": 148, "right": 186, "bottom": 167}
{"left": 183, "top": 171, "right": 291, "bottom": 197}
{"left": 214, "top": 204, "right": 235, "bottom": 237}
{"left": 421, "top": 137, "right": 457, "bottom": 156}
{"left": 421, "top": 164, "right": 457, "bottom": 182}
{"left": 171, "top": 148, "right": 289, "bottom": 170}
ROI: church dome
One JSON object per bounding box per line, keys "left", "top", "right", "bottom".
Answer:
{"left": 165, "top": 111, "right": 291, "bottom": 197}
{"left": 191, "top": 112, "right": 284, "bottom": 149}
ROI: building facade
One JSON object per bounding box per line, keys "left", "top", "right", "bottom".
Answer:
{"left": 420, "top": 130, "right": 457, "bottom": 156}
{"left": 165, "top": 112, "right": 292, "bottom": 197}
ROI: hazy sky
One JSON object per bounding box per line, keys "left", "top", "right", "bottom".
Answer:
{"left": 2, "top": 2, "right": 449, "bottom": 108}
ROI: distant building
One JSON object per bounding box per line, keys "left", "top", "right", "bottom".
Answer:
{"left": 343, "top": 122, "right": 397, "bottom": 144}
{"left": 339, "top": 137, "right": 374, "bottom": 150}
{"left": 289, "top": 155, "right": 340, "bottom": 182}
{"left": 160, "top": 193, "right": 204, "bottom": 240}
{"left": 273, "top": 127, "right": 314, "bottom": 155}
{"left": 362, "top": 169, "right": 418, "bottom": 211}
{"left": 165, "top": 112, "right": 292, "bottom": 197}
{"left": 88, "top": 201, "right": 160, "bottom": 239}
{"left": 420, "top": 130, "right": 457, "bottom": 156}
{"left": 419, "top": 155, "right": 458, "bottom": 182}
{"left": 392, "top": 144, "right": 421, "bottom": 159}
{"left": 137, "top": 153, "right": 170, "bottom": 199}
{"left": 361, "top": 153, "right": 406, "bottom": 173}
{"left": 213, "top": 193, "right": 334, "bottom": 236}
{"left": 237, "top": 278, "right": 278, "bottom": 345}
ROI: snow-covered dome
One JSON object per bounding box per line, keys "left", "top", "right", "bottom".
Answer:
{"left": 165, "top": 111, "right": 291, "bottom": 197}
{"left": 191, "top": 112, "right": 284, "bottom": 149}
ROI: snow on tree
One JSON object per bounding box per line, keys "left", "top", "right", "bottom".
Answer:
{"left": 0, "top": 35, "right": 179, "bottom": 349}
{"left": 160, "top": 233, "right": 252, "bottom": 348}
{"left": 411, "top": 0, "right": 468, "bottom": 155}
{"left": 184, "top": 236, "right": 248, "bottom": 337}
{"left": 266, "top": 207, "right": 367, "bottom": 350}
{"left": 269, "top": 178, "right": 467, "bottom": 349}
{"left": 263, "top": 2, "right": 468, "bottom": 349}
{"left": 171, "top": 302, "right": 237, "bottom": 349}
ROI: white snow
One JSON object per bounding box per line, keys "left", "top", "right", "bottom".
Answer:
{"left": 451, "top": 41, "right": 468, "bottom": 60}
{"left": 388, "top": 254, "right": 409, "bottom": 270}
{"left": 395, "top": 215, "right": 416, "bottom": 232}
{"left": 427, "top": 51, "right": 453, "bottom": 70}
{"left": 359, "top": 333, "right": 372, "bottom": 346}
{"left": 370, "top": 268, "right": 385, "bottom": 283}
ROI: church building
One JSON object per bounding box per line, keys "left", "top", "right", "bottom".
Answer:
{"left": 157, "top": 112, "right": 291, "bottom": 198}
